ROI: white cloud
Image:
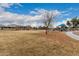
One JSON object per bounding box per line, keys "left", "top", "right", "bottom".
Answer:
{"left": 0, "top": 7, "right": 61, "bottom": 27}
{"left": 30, "top": 9, "right": 61, "bottom": 27}
{"left": 0, "top": 3, "right": 13, "bottom": 8}
{"left": 31, "top": 9, "right": 61, "bottom": 16}
{"left": 0, "top": 3, "right": 22, "bottom": 8}
{"left": 16, "top": 3, "right": 23, "bottom": 7}
{"left": 60, "top": 7, "right": 79, "bottom": 18}
{"left": 0, "top": 11, "right": 44, "bottom": 26}
{"left": 0, "top": 3, "right": 22, "bottom": 13}
{"left": 61, "top": 7, "right": 73, "bottom": 14}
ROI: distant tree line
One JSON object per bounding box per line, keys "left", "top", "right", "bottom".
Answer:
{"left": 0, "top": 25, "right": 48, "bottom": 30}
{"left": 55, "top": 16, "right": 79, "bottom": 31}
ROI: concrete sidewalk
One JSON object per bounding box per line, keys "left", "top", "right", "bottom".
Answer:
{"left": 65, "top": 31, "right": 79, "bottom": 40}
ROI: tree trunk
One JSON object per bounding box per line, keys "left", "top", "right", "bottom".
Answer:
{"left": 45, "top": 27, "right": 48, "bottom": 35}
{"left": 45, "top": 29, "right": 47, "bottom": 35}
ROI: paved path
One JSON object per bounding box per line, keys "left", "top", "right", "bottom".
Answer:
{"left": 65, "top": 31, "right": 79, "bottom": 40}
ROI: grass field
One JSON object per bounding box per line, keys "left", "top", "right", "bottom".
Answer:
{"left": 0, "top": 30, "right": 79, "bottom": 56}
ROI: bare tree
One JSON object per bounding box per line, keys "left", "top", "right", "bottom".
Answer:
{"left": 43, "top": 12, "right": 52, "bottom": 35}
{"left": 43, "top": 11, "right": 58, "bottom": 35}
{"left": 30, "top": 9, "right": 60, "bottom": 35}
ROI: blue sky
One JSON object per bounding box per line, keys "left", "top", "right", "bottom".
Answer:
{"left": 0, "top": 3, "right": 79, "bottom": 27}
{"left": 5, "top": 3, "right": 79, "bottom": 15}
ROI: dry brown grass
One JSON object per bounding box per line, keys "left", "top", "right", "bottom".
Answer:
{"left": 0, "top": 30, "right": 79, "bottom": 56}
